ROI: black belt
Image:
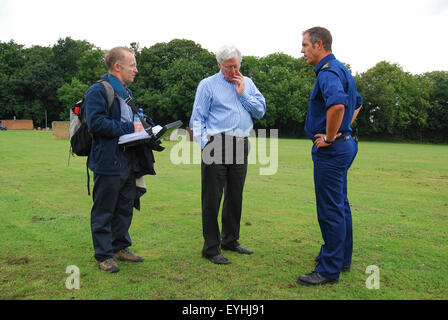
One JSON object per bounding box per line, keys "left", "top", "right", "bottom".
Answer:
{"left": 312, "top": 135, "right": 352, "bottom": 143}
{"left": 334, "top": 135, "right": 352, "bottom": 142}
{"left": 118, "top": 144, "right": 127, "bottom": 152}
{"left": 210, "top": 133, "right": 248, "bottom": 142}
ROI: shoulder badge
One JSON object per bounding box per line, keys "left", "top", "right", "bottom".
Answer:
{"left": 321, "top": 62, "right": 331, "bottom": 70}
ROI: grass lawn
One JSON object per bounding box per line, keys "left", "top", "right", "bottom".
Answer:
{"left": 0, "top": 130, "right": 447, "bottom": 300}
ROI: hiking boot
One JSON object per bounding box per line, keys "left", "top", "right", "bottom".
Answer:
{"left": 96, "top": 258, "right": 119, "bottom": 273}
{"left": 114, "top": 248, "right": 144, "bottom": 262}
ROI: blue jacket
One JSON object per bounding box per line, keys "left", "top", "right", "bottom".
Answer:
{"left": 85, "top": 75, "right": 134, "bottom": 175}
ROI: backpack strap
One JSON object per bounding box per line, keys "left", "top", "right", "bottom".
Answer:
{"left": 86, "top": 155, "right": 91, "bottom": 196}
{"left": 97, "top": 79, "right": 115, "bottom": 108}
{"left": 125, "top": 96, "right": 154, "bottom": 138}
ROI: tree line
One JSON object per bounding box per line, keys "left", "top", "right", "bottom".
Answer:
{"left": 1, "top": 37, "right": 447, "bottom": 142}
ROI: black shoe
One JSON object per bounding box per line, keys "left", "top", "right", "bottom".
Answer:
{"left": 297, "top": 271, "right": 338, "bottom": 286}
{"left": 205, "top": 254, "right": 231, "bottom": 265}
{"left": 222, "top": 245, "right": 254, "bottom": 255}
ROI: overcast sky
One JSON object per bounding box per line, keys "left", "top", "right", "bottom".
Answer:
{"left": 0, "top": 0, "right": 447, "bottom": 75}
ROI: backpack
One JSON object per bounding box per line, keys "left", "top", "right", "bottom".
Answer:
{"left": 68, "top": 79, "right": 115, "bottom": 195}
{"left": 69, "top": 80, "right": 115, "bottom": 156}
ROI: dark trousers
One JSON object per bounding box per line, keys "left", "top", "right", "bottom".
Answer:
{"left": 312, "top": 137, "right": 358, "bottom": 279}
{"left": 90, "top": 150, "right": 136, "bottom": 262}
{"left": 201, "top": 135, "right": 249, "bottom": 257}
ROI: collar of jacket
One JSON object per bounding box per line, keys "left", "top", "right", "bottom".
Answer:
{"left": 314, "top": 53, "right": 336, "bottom": 75}
{"left": 106, "top": 73, "right": 129, "bottom": 99}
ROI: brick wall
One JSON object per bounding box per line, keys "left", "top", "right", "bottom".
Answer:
{"left": 1, "top": 120, "right": 34, "bottom": 130}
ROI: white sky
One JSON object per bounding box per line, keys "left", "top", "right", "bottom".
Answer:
{"left": 0, "top": 0, "right": 447, "bottom": 75}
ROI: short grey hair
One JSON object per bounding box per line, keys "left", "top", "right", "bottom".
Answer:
{"left": 105, "top": 46, "right": 134, "bottom": 71}
{"left": 303, "top": 27, "right": 332, "bottom": 52}
{"left": 215, "top": 45, "right": 242, "bottom": 65}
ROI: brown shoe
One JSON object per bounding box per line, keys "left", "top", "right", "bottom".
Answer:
{"left": 114, "top": 248, "right": 143, "bottom": 262}
{"left": 96, "top": 258, "right": 119, "bottom": 273}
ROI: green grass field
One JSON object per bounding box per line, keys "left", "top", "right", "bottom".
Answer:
{"left": 0, "top": 130, "right": 447, "bottom": 300}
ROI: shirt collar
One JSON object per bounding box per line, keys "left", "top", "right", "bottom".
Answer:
{"left": 218, "top": 70, "right": 233, "bottom": 84}
{"left": 313, "top": 53, "right": 335, "bottom": 75}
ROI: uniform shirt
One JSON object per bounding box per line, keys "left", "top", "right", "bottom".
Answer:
{"left": 304, "top": 54, "right": 363, "bottom": 139}
{"left": 189, "top": 71, "right": 266, "bottom": 149}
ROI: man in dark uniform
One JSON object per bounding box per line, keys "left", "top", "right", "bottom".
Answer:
{"left": 297, "top": 27, "right": 363, "bottom": 286}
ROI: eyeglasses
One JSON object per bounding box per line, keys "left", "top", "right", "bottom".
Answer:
{"left": 118, "top": 62, "right": 138, "bottom": 70}
{"left": 221, "top": 64, "right": 240, "bottom": 71}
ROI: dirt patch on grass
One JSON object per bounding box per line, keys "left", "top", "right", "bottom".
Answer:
{"left": 6, "top": 256, "right": 30, "bottom": 265}
{"left": 179, "top": 211, "right": 201, "bottom": 215}
{"left": 32, "top": 216, "right": 56, "bottom": 222}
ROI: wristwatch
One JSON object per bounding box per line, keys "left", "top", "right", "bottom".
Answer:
{"left": 323, "top": 135, "right": 334, "bottom": 144}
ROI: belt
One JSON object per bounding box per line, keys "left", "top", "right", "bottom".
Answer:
{"left": 311, "top": 135, "right": 352, "bottom": 143}
{"left": 334, "top": 135, "right": 352, "bottom": 142}
{"left": 118, "top": 144, "right": 127, "bottom": 152}
{"left": 210, "top": 133, "right": 248, "bottom": 142}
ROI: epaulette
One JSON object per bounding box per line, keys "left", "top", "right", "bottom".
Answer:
{"left": 321, "top": 62, "right": 331, "bottom": 70}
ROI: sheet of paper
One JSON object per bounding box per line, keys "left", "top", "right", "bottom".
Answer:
{"left": 118, "top": 125, "right": 163, "bottom": 144}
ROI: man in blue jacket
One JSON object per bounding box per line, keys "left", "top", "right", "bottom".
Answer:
{"left": 85, "top": 47, "right": 144, "bottom": 273}
{"left": 297, "top": 27, "right": 362, "bottom": 286}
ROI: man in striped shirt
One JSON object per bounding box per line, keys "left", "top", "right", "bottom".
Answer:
{"left": 190, "top": 45, "right": 266, "bottom": 265}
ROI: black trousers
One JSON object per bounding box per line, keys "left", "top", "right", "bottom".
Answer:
{"left": 90, "top": 150, "right": 136, "bottom": 262}
{"left": 201, "top": 135, "right": 249, "bottom": 257}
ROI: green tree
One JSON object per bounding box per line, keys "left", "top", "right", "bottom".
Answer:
{"left": 132, "top": 39, "right": 216, "bottom": 125}
{"left": 421, "top": 71, "right": 448, "bottom": 142}
{"left": 52, "top": 37, "right": 94, "bottom": 83}
{"left": 160, "top": 58, "right": 214, "bottom": 124}
{"left": 0, "top": 41, "right": 26, "bottom": 120}
{"left": 75, "top": 48, "right": 107, "bottom": 84}
{"left": 57, "top": 78, "right": 89, "bottom": 120}
{"left": 243, "top": 53, "right": 314, "bottom": 135}
{"left": 0, "top": 40, "right": 26, "bottom": 76}
{"left": 356, "top": 61, "right": 429, "bottom": 139}
{"left": 9, "top": 45, "right": 63, "bottom": 127}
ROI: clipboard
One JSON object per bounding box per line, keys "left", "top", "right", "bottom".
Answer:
{"left": 153, "top": 120, "right": 183, "bottom": 141}
{"left": 118, "top": 120, "right": 183, "bottom": 147}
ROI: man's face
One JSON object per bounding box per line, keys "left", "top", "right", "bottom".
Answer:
{"left": 117, "top": 51, "right": 138, "bottom": 83}
{"left": 219, "top": 58, "right": 241, "bottom": 83}
{"left": 301, "top": 33, "right": 320, "bottom": 66}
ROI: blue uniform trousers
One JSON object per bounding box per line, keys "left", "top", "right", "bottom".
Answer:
{"left": 312, "top": 137, "right": 358, "bottom": 279}
{"left": 90, "top": 149, "right": 136, "bottom": 262}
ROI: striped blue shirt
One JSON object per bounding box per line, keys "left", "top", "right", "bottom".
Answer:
{"left": 189, "top": 71, "right": 266, "bottom": 149}
{"left": 118, "top": 95, "right": 134, "bottom": 123}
